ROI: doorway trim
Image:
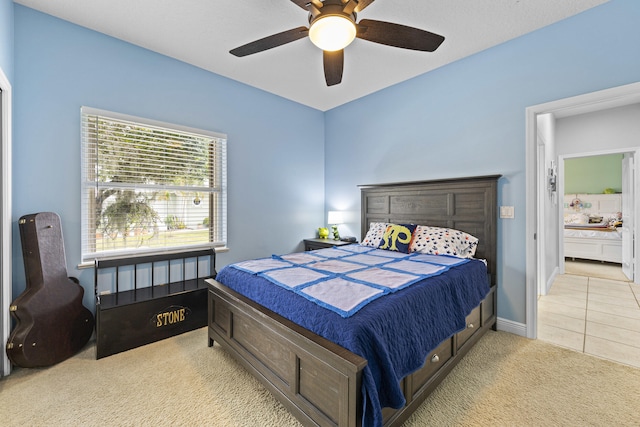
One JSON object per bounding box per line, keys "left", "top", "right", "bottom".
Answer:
{"left": 525, "top": 81, "right": 640, "bottom": 339}
{"left": 0, "top": 66, "right": 12, "bottom": 376}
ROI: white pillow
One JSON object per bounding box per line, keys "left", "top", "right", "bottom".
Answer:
{"left": 361, "top": 222, "right": 388, "bottom": 247}
{"left": 564, "top": 213, "right": 589, "bottom": 225}
{"left": 410, "top": 225, "right": 479, "bottom": 258}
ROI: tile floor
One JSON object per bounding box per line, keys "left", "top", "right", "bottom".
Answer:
{"left": 538, "top": 259, "right": 640, "bottom": 368}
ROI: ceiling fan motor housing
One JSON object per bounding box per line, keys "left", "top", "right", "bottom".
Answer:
{"left": 308, "top": 0, "right": 358, "bottom": 51}
{"left": 308, "top": 0, "right": 357, "bottom": 26}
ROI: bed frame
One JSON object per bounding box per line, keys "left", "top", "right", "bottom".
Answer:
{"left": 564, "top": 232, "right": 622, "bottom": 263}
{"left": 207, "top": 175, "right": 500, "bottom": 427}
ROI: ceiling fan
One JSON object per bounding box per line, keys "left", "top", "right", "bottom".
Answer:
{"left": 229, "top": 0, "right": 445, "bottom": 86}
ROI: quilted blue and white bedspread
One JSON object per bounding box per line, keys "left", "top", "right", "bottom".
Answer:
{"left": 216, "top": 244, "right": 490, "bottom": 427}
{"left": 231, "top": 244, "right": 470, "bottom": 317}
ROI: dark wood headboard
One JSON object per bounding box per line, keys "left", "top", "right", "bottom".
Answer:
{"left": 359, "top": 175, "right": 500, "bottom": 285}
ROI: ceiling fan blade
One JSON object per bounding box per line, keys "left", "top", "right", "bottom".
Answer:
{"left": 290, "top": 0, "right": 326, "bottom": 11}
{"left": 353, "top": 0, "right": 375, "bottom": 13}
{"left": 356, "top": 19, "right": 444, "bottom": 52}
{"left": 289, "top": 0, "right": 311, "bottom": 10}
{"left": 230, "top": 27, "right": 309, "bottom": 57}
{"left": 323, "top": 50, "right": 344, "bottom": 86}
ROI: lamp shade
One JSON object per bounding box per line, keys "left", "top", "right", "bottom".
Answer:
{"left": 309, "top": 15, "right": 356, "bottom": 51}
{"left": 327, "top": 211, "right": 344, "bottom": 225}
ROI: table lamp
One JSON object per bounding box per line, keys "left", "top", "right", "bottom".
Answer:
{"left": 327, "top": 211, "right": 344, "bottom": 240}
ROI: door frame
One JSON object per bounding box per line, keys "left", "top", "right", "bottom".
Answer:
{"left": 525, "top": 81, "right": 640, "bottom": 339}
{"left": 621, "top": 152, "right": 635, "bottom": 281}
{"left": 0, "top": 66, "right": 12, "bottom": 376}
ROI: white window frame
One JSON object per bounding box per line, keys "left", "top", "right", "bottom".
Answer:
{"left": 81, "top": 107, "right": 227, "bottom": 262}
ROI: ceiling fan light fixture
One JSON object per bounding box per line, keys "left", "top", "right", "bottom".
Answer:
{"left": 309, "top": 15, "right": 356, "bottom": 51}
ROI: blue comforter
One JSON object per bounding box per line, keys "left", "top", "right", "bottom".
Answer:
{"left": 216, "top": 246, "right": 490, "bottom": 427}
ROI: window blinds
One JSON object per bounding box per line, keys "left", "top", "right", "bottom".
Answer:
{"left": 81, "top": 107, "right": 227, "bottom": 261}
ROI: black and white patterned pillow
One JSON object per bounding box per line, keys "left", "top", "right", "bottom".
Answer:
{"left": 410, "top": 225, "right": 478, "bottom": 258}
{"left": 361, "top": 222, "right": 388, "bottom": 247}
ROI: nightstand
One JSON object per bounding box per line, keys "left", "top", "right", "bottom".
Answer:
{"left": 303, "top": 238, "right": 355, "bottom": 251}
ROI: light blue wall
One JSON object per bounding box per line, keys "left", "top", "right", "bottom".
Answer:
{"left": 12, "top": 6, "right": 325, "bottom": 310}
{"left": 325, "top": 0, "right": 640, "bottom": 324}
{"left": 9, "top": 1, "right": 640, "bottom": 326}
{"left": 0, "top": 0, "right": 12, "bottom": 80}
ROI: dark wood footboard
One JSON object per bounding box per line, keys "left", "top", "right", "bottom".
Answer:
{"left": 208, "top": 279, "right": 496, "bottom": 427}
{"left": 207, "top": 278, "right": 367, "bottom": 427}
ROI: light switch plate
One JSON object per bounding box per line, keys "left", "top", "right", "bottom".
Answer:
{"left": 500, "top": 206, "right": 515, "bottom": 219}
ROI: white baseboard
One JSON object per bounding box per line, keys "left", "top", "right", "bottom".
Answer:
{"left": 545, "top": 266, "right": 559, "bottom": 295}
{"left": 496, "top": 317, "right": 527, "bottom": 337}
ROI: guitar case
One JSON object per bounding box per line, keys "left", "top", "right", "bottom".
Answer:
{"left": 6, "top": 212, "right": 94, "bottom": 368}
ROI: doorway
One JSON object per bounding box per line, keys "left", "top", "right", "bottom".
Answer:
{"left": 536, "top": 147, "right": 640, "bottom": 367}
{"left": 559, "top": 150, "right": 633, "bottom": 280}
{"left": 525, "top": 81, "right": 640, "bottom": 340}
{"left": 0, "top": 68, "right": 12, "bottom": 377}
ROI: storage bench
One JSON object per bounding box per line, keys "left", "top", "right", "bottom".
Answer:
{"left": 95, "top": 249, "right": 216, "bottom": 359}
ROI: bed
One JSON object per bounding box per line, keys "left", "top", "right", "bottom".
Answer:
{"left": 563, "top": 193, "right": 622, "bottom": 263}
{"left": 206, "top": 175, "right": 499, "bottom": 427}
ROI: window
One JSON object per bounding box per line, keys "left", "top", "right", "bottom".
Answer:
{"left": 81, "top": 107, "right": 227, "bottom": 261}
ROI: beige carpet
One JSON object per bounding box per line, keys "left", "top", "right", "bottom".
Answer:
{"left": 1, "top": 328, "right": 639, "bottom": 426}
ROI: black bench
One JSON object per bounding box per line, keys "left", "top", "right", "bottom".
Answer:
{"left": 94, "top": 249, "right": 216, "bottom": 359}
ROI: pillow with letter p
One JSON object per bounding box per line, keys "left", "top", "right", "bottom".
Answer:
{"left": 377, "top": 223, "right": 417, "bottom": 254}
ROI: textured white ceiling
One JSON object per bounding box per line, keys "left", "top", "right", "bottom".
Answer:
{"left": 15, "top": 0, "right": 610, "bottom": 111}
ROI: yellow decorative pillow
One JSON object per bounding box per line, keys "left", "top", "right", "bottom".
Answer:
{"left": 378, "top": 223, "right": 417, "bottom": 253}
